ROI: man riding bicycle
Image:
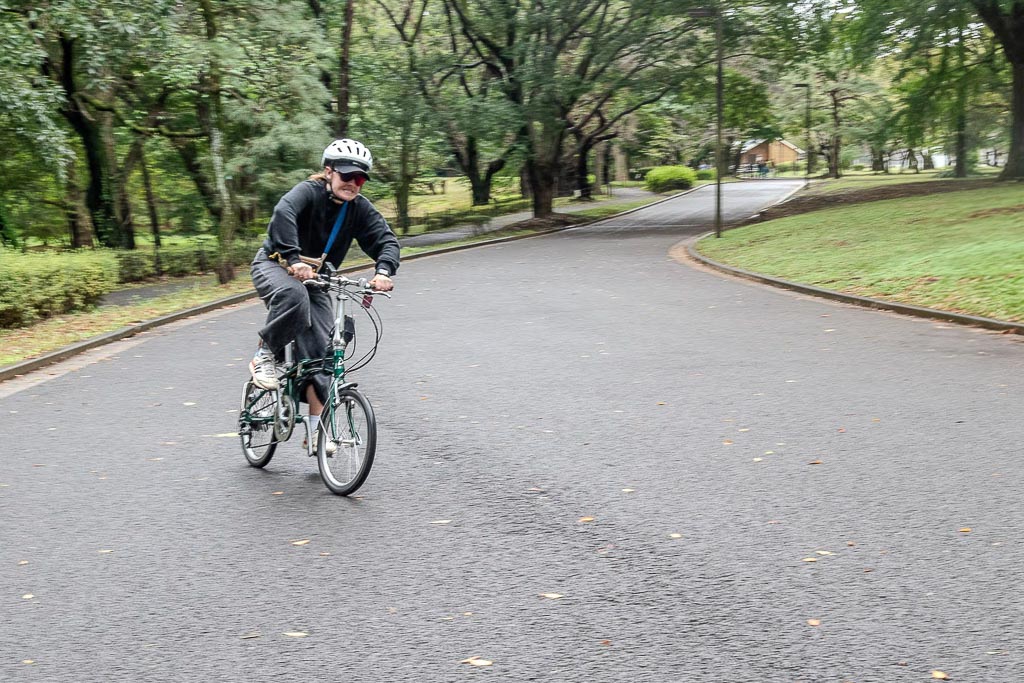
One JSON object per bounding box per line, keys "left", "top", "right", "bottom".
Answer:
{"left": 249, "top": 139, "right": 400, "bottom": 452}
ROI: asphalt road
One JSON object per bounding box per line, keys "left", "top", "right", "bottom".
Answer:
{"left": 3, "top": 180, "right": 1022, "bottom": 682}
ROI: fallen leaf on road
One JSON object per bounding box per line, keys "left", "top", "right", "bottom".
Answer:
{"left": 98, "top": 549, "right": 113, "bottom": 554}
{"left": 656, "top": 402, "right": 666, "bottom": 405}
{"left": 752, "top": 458, "right": 763, "bottom": 462}
{"left": 931, "top": 672, "right": 950, "bottom": 680}
{"left": 240, "top": 632, "right": 261, "bottom": 639}
{"left": 807, "top": 619, "right": 821, "bottom": 627}
{"left": 578, "top": 516, "right": 595, "bottom": 523}
{"left": 722, "top": 440, "right": 734, "bottom": 445}
{"left": 272, "top": 491, "right": 284, "bottom": 496}
{"left": 17, "top": 560, "right": 28, "bottom": 566}
{"left": 211, "top": 432, "right": 238, "bottom": 438}
{"left": 539, "top": 593, "right": 563, "bottom": 599}
{"left": 431, "top": 520, "right": 453, "bottom": 525}
{"left": 958, "top": 528, "right": 972, "bottom": 533}
{"left": 801, "top": 558, "right": 818, "bottom": 563}
{"left": 599, "top": 639, "right": 612, "bottom": 646}
{"left": 461, "top": 657, "right": 493, "bottom": 667}
{"left": 22, "top": 660, "right": 35, "bottom": 665}
{"left": 291, "top": 540, "right": 311, "bottom": 546}
{"left": 22, "top": 594, "right": 34, "bottom": 599}
{"left": 283, "top": 631, "right": 308, "bottom": 638}
{"left": 847, "top": 541, "right": 856, "bottom": 547}
{"left": 816, "top": 551, "right": 835, "bottom": 556}
{"left": 183, "top": 402, "right": 196, "bottom": 406}
{"left": 837, "top": 427, "right": 846, "bottom": 432}
{"left": 808, "top": 459, "right": 823, "bottom": 465}
{"left": 621, "top": 488, "right": 635, "bottom": 493}
{"left": 669, "top": 533, "right": 683, "bottom": 539}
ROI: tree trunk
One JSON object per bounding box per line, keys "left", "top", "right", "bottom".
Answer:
{"left": 139, "top": 144, "right": 163, "bottom": 274}
{"left": 172, "top": 139, "right": 222, "bottom": 224}
{"left": 922, "top": 149, "right": 934, "bottom": 170}
{"left": 907, "top": 148, "right": 919, "bottom": 173}
{"left": 199, "top": 0, "right": 237, "bottom": 284}
{"left": 0, "top": 201, "right": 17, "bottom": 248}
{"left": 101, "top": 111, "right": 135, "bottom": 249}
{"left": 613, "top": 143, "right": 629, "bottom": 181}
{"left": 64, "top": 161, "right": 95, "bottom": 248}
{"left": 1001, "top": 59, "right": 1024, "bottom": 179}
{"left": 337, "top": 0, "right": 355, "bottom": 137}
{"left": 594, "top": 142, "right": 606, "bottom": 189}
{"left": 576, "top": 140, "right": 594, "bottom": 200}
{"left": 871, "top": 149, "right": 885, "bottom": 172}
{"left": 527, "top": 162, "right": 556, "bottom": 217}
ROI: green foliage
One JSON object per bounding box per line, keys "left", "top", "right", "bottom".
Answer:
{"left": 0, "top": 249, "right": 118, "bottom": 328}
{"left": 645, "top": 166, "right": 698, "bottom": 192}
{"left": 696, "top": 168, "right": 716, "bottom": 180}
{"left": 114, "top": 239, "right": 263, "bottom": 282}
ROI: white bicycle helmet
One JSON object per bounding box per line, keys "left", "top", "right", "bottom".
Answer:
{"left": 321, "top": 138, "right": 373, "bottom": 177}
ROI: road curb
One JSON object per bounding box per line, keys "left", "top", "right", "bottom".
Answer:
{"left": 685, "top": 234, "right": 1023, "bottom": 335}
{"left": 1, "top": 190, "right": 690, "bottom": 383}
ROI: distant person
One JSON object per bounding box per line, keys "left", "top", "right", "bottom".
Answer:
{"left": 248, "top": 139, "right": 400, "bottom": 449}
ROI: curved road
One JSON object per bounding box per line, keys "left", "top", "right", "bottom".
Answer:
{"left": 3, "top": 180, "right": 1022, "bottom": 682}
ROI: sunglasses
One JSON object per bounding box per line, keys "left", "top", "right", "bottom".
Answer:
{"left": 335, "top": 171, "right": 368, "bottom": 186}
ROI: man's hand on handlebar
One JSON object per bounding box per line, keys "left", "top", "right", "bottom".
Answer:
{"left": 288, "top": 262, "right": 316, "bottom": 281}
{"left": 369, "top": 274, "right": 394, "bottom": 292}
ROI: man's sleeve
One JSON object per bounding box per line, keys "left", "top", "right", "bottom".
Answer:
{"left": 266, "top": 183, "right": 313, "bottom": 266}
{"left": 354, "top": 199, "right": 400, "bottom": 276}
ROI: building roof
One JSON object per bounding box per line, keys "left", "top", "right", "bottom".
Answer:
{"left": 741, "top": 138, "right": 805, "bottom": 155}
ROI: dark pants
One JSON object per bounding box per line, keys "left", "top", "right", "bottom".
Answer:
{"left": 251, "top": 249, "right": 332, "bottom": 404}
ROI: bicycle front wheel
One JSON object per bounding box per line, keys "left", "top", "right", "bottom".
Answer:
{"left": 317, "top": 387, "right": 376, "bottom": 496}
{"left": 239, "top": 381, "right": 278, "bottom": 468}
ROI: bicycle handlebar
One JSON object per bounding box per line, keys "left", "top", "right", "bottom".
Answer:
{"left": 302, "top": 273, "right": 392, "bottom": 298}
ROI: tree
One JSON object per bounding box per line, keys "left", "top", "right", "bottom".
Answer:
{"left": 442, "top": 0, "right": 695, "bottom": 217}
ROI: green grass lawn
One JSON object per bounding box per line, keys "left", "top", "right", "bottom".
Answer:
{"left": 801, "top": 168, "right": 1000, "bottom": 197}
{"left": 696, "top": 184, "right": 1024, "bottom": 322}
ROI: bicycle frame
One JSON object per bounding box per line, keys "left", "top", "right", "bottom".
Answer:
{"left": 273, "top": 275, "right": 375, "bottom": 452}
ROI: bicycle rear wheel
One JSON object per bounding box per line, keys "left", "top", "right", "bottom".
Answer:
{"left": 317, "top": 387, "right": 376, "bottom": 495}
{"left": 239, "top": 381, "right": 278, "bottom": 467}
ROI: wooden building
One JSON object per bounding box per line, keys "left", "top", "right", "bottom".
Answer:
{"left": 740, "top": 139, "right": 804, "bottom": 166}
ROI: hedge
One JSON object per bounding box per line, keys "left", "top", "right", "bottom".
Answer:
{"left": 1, "top": 238, "right": 265, "bottom": 329}
{"left": 645, "top": 166, "right": 698, "bottom": 193}
{"left": 0, "top": 249, "right": 119, "bottom": 328}
{"left": 116, "top": 239, "right": 264, "bottom": 283}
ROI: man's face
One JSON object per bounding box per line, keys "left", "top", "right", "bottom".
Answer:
{"left": 326, "top": 168, "right": 367, "bottom": 201}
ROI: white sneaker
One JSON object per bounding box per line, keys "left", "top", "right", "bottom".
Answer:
{"left": 304, "top": 432, "right": 337, "bottom": 456}
{"left": 249, "top": 350, "right": 279, "bottom": 390}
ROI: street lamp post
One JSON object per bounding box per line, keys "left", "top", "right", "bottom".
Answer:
{"left": 794, "top": 83, "right": 812, "bottom": 178}
{"left": 688, "top": 5, "right": 724, "bottom": 238}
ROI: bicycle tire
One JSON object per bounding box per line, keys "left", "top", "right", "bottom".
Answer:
{"left": 317, "top": 387, "right": 376, "bottom": 495}
{"left": 239, "top": 381, "right": 278, "bottom": 467}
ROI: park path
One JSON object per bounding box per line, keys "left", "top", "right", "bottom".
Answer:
{"left": 100, "top": 186, "right": 659, "bottom": 307}
{"left": 2, "top": 180, "right": 1022, "bottom": 682}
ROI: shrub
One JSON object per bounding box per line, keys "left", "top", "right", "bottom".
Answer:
{"left": 116, "top": 250, "right": 157, "bottom": 283}
{"left": 0, "top": 249, "right": 118, "bottom": 329}
{"left": 696, "top": 168, "right": 716, "bottom": 180}
{"left": 645, "top": 166, "right": 698, "bottom": 193}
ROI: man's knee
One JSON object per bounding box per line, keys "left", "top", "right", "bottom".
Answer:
{"left": 271, "top": 281, "right": 311, "bottom": 322}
